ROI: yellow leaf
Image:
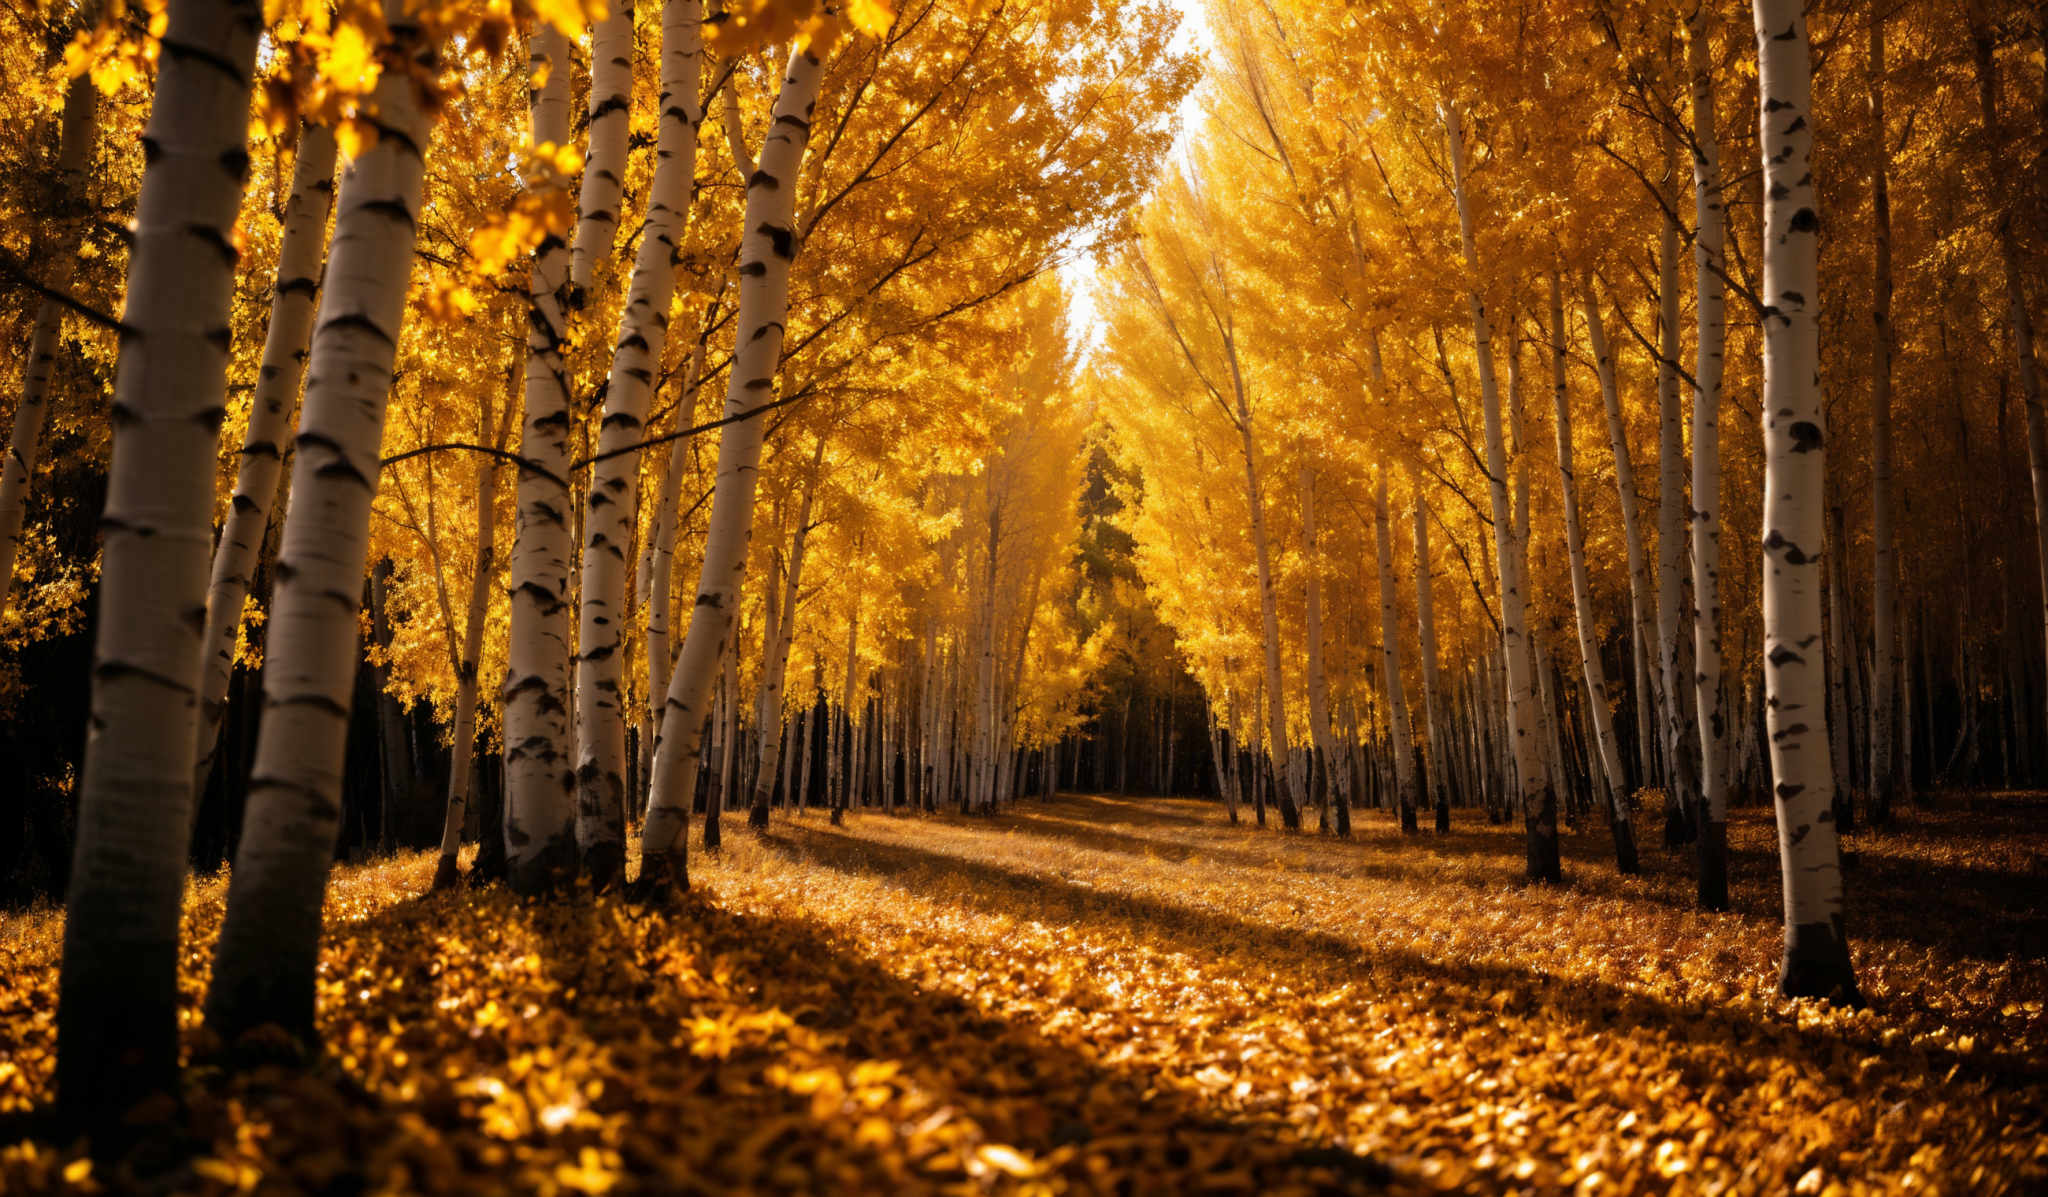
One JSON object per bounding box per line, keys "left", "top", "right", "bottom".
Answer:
{"left": 845, "top": 0, "right": 894, "bottom": 36}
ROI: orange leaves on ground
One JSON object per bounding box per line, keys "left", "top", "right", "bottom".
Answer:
{"left": 1, "top": 796, "right": 2044, "bottom": 1193}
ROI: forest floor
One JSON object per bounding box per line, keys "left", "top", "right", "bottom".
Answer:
{"left": 2, "top": 792, "right": 2045, "bottom": 1195}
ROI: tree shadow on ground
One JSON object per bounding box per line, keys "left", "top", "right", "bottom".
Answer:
{"left": 292, "top": 881, "right": 1414, "bottom": 1194}
{"left": 996, "top": 795, "right": 2048, "bottom": 964}
{"left": 761, "top": 820, "right": 2047, "bottom": 1116}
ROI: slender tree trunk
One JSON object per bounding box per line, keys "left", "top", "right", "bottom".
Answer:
{"left": 0, "top": 74, "right": 98, "bottom": 618}
{"left": 1583, "top": 281, "right": 1657, "bottom": 789}
{"left": 1300, "top": 467, "right": 1344, "bottom": 833}
{"left": 1754, "top": 0, "right": 1861, "bottom": 1002}
{"left": 1689, "top": 6, "right": 1731, "bottom": 905}
{"left": 1549, "top": 274, "right": 1640, "bottom": 874}
{"left": 206, "top": 0, "right": 435, "bottom": 1041}
{"left": 568, "top": 0, "right": 635, "bottom": 301}
{"left": 191, "top": 123, "right": 338, "bottom": 801}
{"left": 1374, "top": 470, "right": 1419, "bottom": 832}
{"left": 1655, "top": 119, "right": 1698, "bottom": 846}
{"left": 644, "top": 330, "right": 711, "bottom": 805}
{"left": 1411, "top": 480, "right": 1450, "bottom": 831}
{"left": 638, "top": 39, "right": 822, "bottom": 890}
{"left": 433, "top": 368, "right": 517, "bottom": 890}
{"left": 749, "top": 442, "right": 824, "bottom": 826}
{"left": 502, "top": 26, "right": 580, "bottom": 893}
{"left": 574, "top": 0, "right": 706, "bottom": 886}
{"left": 57, "top": 0, "right": 261, "bottom": 1129}
{"left": 1969, "top": 3, "right": 2048, "bottom": 766}
{"left": 1446, "top": 103, "right": 1558, "bottom": 879}
{"left": 1865, "top": 0, "right": 1901, "bottom": 823}
{"left": 370, "top": 558, "right": 413, "bottom": 852}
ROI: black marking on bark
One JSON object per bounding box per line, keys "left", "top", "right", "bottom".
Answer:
{"left": 1788, "top": 208, "right": 1818, "bottom": 234}
{"left": 1767, "top": 645, "right": 1802, "bottom": 667}
{"left": 1789, "top": 421, "right": 1822, "bottom": 453}
{"left": 747, "top": 169, "right": 780, "bottom": 189}
{"left": 270, "top": 691, "right": 351, "bottom": 719}
{"left": 321, "top": 310, "right": 397, "bottom": 347}
{"left": 277, "top": 276, "right": 319, "bottom": 299}
{"left": 189, "top": 222, "right": 238, "bottom": 266}
{"left": 93, "top": 660, "right": 195, "bottom": 695}
{"left": 360, "top": 197, "right": 417, "bottom": 231}
{"left": 160, "top": 36, "right": 248, "bottom": 84}
{"left": 737, "top": 260, "right": 767, "bottom": 277}
{"left": 759, "top": 223, "right": 795, "bottom": 260}
{"left": 231, "top": 493, "right": 261, "bottom": 515}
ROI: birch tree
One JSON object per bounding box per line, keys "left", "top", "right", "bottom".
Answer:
{"left": 56, "top": 0, "right": 262, "bottom": 1126}
{"left": 0, "top": 74, "right": 97, "bottom": 619}
{"left": 192, "top": 123, "right": 339, "bottom": 800}
{"left": 638, "top": 33, "right": 827, "bottom": 893}
{"left": 1752, "top": 0, "right": 1861, "bottom": 1003}
{"left": 1447, "top": 101, "right": 1559, "bottom": 882}
{"left": 502, "top": 25, "right": 580, "bottom": 893}
{"left": 574, "top": 0, "right": 707, "bottom": 887}
{"left": 207, "top": 0, "right": 437, "bottom": 1040}
{"left": 1687, "top": 2, "right": 1731, "bottom": 908}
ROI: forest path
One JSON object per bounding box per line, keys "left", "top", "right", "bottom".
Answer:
{"left": 2, "top": 794, "right": 2044, "bottom": 1193}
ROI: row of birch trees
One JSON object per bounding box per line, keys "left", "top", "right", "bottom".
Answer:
{"left": 0, "top": 0, "right": 1189, "bottom": 1133}
{"left": 1100, "top": 0, "right": 2046, "bottom": 1008}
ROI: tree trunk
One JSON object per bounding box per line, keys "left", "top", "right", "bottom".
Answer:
{"left": 568, "top": 0, "right": 635, "bottom": 300}
{"left": 502, "top": 25, "right": 580, "bottom": 893}
{"left": 1689, "top": 6, "right": 1732, "bottom": 906}
{"left": 1754, "top": 0, "right": 1861, "bottom": 1003}
{"left": 1968, "top": 2, "right": 2048, "bottom": 771}
{"left": 0, "top": 73, "right": 98, "bottom": 618}
{"left": 1549, "top": 274, "right": 1639, "bottom": 874}
{"left": 1375, "top": 471, "right": 1418, "bottom": 832}
{"left": 1655, "top": 120, "right": 1698, "bottom": 846}
{"left": 433, "top": 370, "right": 516, "bottom": 890}
{"left": 1445, "top": 104, "right": 1558, "bottom": 879}
{"left": 1300, "top": 467, "right": 1344, "bottom": 833}
{"left": 57, "top": 0, "right": 261, "bottom": 1129}
{"left": 1582, "top": 280, "right": 1657, "bottom": 789}
{"left": 1411, "top": 481, "right": 1450, "bottom": 831}
{"left": 574, "top": 0, "right": 705, "bottom": 886}
{"left": 206, "top": 0, "right": 434, "bottom": 1041}
{"left": 638, "top": 39, "right": 822, "bottom": 890}
{"left": 192, "top": 123, "right": 338, "bottom": 802}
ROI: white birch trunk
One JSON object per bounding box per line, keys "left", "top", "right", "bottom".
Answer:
{"left": 1446, "top": 102, "right": 1558, "bottom": 879}
{"left": 1655, "top": 121, "right": 1697, "bottom": 841}
{"left": 502, "top": 26, "right": 580, "bottom": 892}
{"left": 1689, "top": 5, "right": 1732, "bottom": 907}
{"left": 573, "top": 0, "right": 705, "bottom": 887}
{"left": 1548, "top": 274, "right": 1639, "bottom": 873}
{"left": 747, "top": 447, "right": 820, "bottom": 824}
{"left": 1866, "top": 0, "right": 1899, "bottom": 824}
{"left": 57, "top": 0, "right": 260, "bottom": 1125}
{"left": 433, "top": 373, "right": 519, "bottom": 890}
{"left": 569, "top": 0, "right": 635, "bottom": 299}
{"left": 207, "top": 1, "right": 434, "bottom": 1040}
{"left": 0, "top": 75, "right": 98, "bottom": 617}
{"left": 1374, "top": 470, "right": 1418, "bottom": 832}
{"left": 1755, "top": 0, "right": 1860, "bottom": 1001}
{"left": 1969, "top": 5, "right": 2048, "bottom": 791}
{"left": 1582, "top": 281, "right": 1657, "bottom": 788}
{"left": 1299, "top": 467, "right": 1343, "bottom": 832}
{"left": 191, "top": 123, "right": 338, "bottom": 801}
{"left": 637, "top": 38, "right": 823, "bottom": 889}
